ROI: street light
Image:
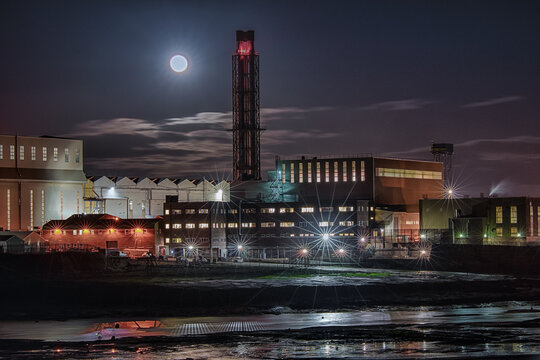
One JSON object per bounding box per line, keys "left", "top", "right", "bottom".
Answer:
{"left": 322, "top": 233, "right": 330, "bottom": 241}
{"left": 237, "top": 245, "right": 243, "bottom": 250}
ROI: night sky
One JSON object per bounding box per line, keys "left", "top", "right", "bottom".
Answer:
{"left": 1, "top": 0, "right": 539, "bottom": 196}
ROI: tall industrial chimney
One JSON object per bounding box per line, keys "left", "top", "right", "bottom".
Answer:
{"left": 232, "top": 30, "right": 261, "bottom": 181}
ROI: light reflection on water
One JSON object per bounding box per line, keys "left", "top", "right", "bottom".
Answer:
{"left": 0, "top": 302, "right": 539, "bottom": 358}
{"left": 5, "top": 340, "right": 540, "bottom": 359}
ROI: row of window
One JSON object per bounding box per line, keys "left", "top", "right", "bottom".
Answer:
{"left": 249, "top": 232, "right": 357, "bottom": 238}
{"left": 165, "top": 221, "right": 358, "bottom": 229}
{"left": 165, "top": 206, "right": 360, "bottom": 215}
{"left": 49, "top": 228, "right": 147, "bottom": 235}
{"left": 375, "top": 168, "right": 442, "bottom": 180}
{"left": 281, "top": 160, "right": 366, "bottom": 184}
{"left": 0, "top": 145, "right": 80, "bottom": 163}
{"left": 495, "top": 206, "right": 518, "bottom": 224}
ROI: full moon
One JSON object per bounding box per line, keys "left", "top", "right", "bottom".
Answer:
{"left": 169, "top": 54, "right": 188, "bottom": 73}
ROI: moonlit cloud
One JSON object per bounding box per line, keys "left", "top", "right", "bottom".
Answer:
{"left": 69, "top": 118, "right": 163, "bottom": 138}
{"left": 461, "top": 95, "right": 524, "bottom": 108}
{"left": 361, "top": 99, "right": 435, "bottom": 111}
{"left": 73, "top": 106, "right": 337, "bottom": 178}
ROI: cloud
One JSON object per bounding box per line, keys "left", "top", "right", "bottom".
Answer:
{"left": 69, "top": 106, "right": 333, "bottom": 139}
{"left": 68, "top": 117, "right": 166, "bottom": 138}
{"left": 461, "top": 95, "right": 524, "bottom": 108}
{"left": 361, "top": 99, "right": 435, "bottom": 112}
{"left": 264, "top": 129, "right": 340, "bottom": 146}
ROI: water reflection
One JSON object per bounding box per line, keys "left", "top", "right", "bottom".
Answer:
{"left": 0, "top": 302, "right": 539, "bottom": 358}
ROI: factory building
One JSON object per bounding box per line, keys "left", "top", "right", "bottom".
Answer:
{"left": 0, "top": 135, "right": 86, "bottom": 231}
{"left": 41, "top": 213, "right": 159, "bottom": 255}
{"left": 158, "top": 198, "right": 369, "bottom": 259}
{"left": 84, "top": 176, "right": 229, "bottom": 218}
{"left": 420, "top": 197, "right": 540, "bottom": 245}
{"left": 155, "top": 30, "right": 446, "bottom": 258}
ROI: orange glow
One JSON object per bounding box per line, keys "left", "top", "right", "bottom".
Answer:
{"left": 115, "top": 217, "right": 119, "bottom": 221}
{"left": 135, "top": 228, "right": 143, "bottom": 233}
{"left": 108, "top": 228, "right": 115, "bottom": 234}
{"left": 54, "top": 229, "right": 61, "bottom": 235}
{"left": 82, "top": 229, "right": 90, "bottom": 234}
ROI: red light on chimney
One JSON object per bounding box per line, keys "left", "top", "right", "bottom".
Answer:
{"left": 237, "top": 41, "right": 252, "bottom": 55}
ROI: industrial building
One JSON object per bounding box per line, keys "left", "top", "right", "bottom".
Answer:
{"left": 84, "top": 176, "right": 229, "bottom": 218}
{"left": 0, "top": 135, "right": 86, "bottom": 231}
{"left": 156, "top": 30, "right": 446, "bottom": 258}
{"left": 420, "top": 197, "right": 540, "bottom": 245}
{"left": 41, "top": 213, "right": 159, "bottom": 255}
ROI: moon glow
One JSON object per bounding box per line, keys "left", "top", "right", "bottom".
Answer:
{"left": 169, "top": 54, "right": 188, "bottom": 73}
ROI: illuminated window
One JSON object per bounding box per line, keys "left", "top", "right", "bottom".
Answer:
{"left": 325, "top": 161, "right": 330, "bottom": 182}
{"left": 19, "top": 145, "right": 24, "bottom": 160}
{"left": 75, "top": 149, "right": 80, "bottom": 163}
{"left": 279, "top": 207, "right": 294, "bottom": 213}
{"left": 261, "top": 222, "right": 275, "bottom": 228}
{"left": 280, "top": 222, "right": 294, "bottom": 228}
{"left": 261, "top": 208, "right": 275, "bottom": 214}
{"left": 352, "top": 161, "right": 356, "bottom": 181}
{"left": 339, "top": 221, "right": 346, "bottom": 226}
{"left": 361, "top": 161, "right": 365, "bottom": 181}
{"left": 334, "top": 161, "right": 338, "bottom": 182}
{"left": 496, "top": 206, "right": 503, "bottom": 224}
{"left": 6, "top": 189, "right": 10, "bottom": 230}
{"left": 185, "top": 209, "right": 195, "bottom": 214}
{"left": 228, "top": 223, "right": 238, "bottom": 228}
{"left": 172, "top": 238, "right": 182, "bottom": 243}
{"left": 301, "top": 207, "right": 314, "bottom": 213}
{"left": 538, "top": 206, "right": 540, "bottom": 236}
{"left": 199, "top": 223, "right": 209, "bottom": 228}
{"left": 241, "top": 222, "right": 256, "bottom": 228}
{"left": 282, "top": 163, "right": 286, "bottom": 183}
{"left": 31, "top": 146, "right": 36, "bottom": 160}
{"left": 511, "top": 227, "right": 518, "bottom": 236}
{"left": 530, "top": 202, "right": 534, "bottom": 236}
{"left": 42, "top": 147, "right": 47, "bottom": 161}
{"left": 319, "top": 221, "right": 333, "bottom": 227}
{"left": 29, "top": 189, "right": 33, "bottom": 229}
{"left": 316, "top": 162, "right": 321, "bottom": 183}
{"left": 320, "top": 206, "right": 333, "bottom": 212}
{"left": 343, "top": 161, "right": 347, "bottom": 182}
{"left": 0, "top": 144, "right": 3, "bottom": 159}
{"left": 165, "top": 237, "right": 170, "bottom": 244}
{"left": 41, "top": 190, "right": 45, "bottom": 225}
{"left": 291, "top": 163, "right": 295, "bottom": 183}
{"left": 173, "top": 223, "right": 182, "bottom": 229}
{"left": 243, "top": 208, "right": 256, "bottom": 214}
{"left": 510, "top": 206, "right": 517, "bottom": 224}
{"left": 64, "top": 148, "right": 69, "bottom": 162}
{"left": 199, "top": 208, "right": 209, "bottom": 214}
{"left": 185, "top": 223, "right": 195, "bottom": 229}
{"left": 53, "top": 147, "right": 58, "bottom": 161}
{"left": 496, "top": 227, "right": 503, "bottom": 236}
{"left": 10, "top": 145, "right": 15, "bottom": 160}
{"left": 375, "top": 168, "right": 442, "bottom": 180}
{"left": 307, "top": 162, "right": 312, "bottom": 183}
{"left": 165, "top": 209, "right": 169, "bottom": 215}
{"left": 298, "top": 163, "right": 303, "bottom": 183}
{"left": 338, "top": 206, "right": 354, "bottom": 212}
